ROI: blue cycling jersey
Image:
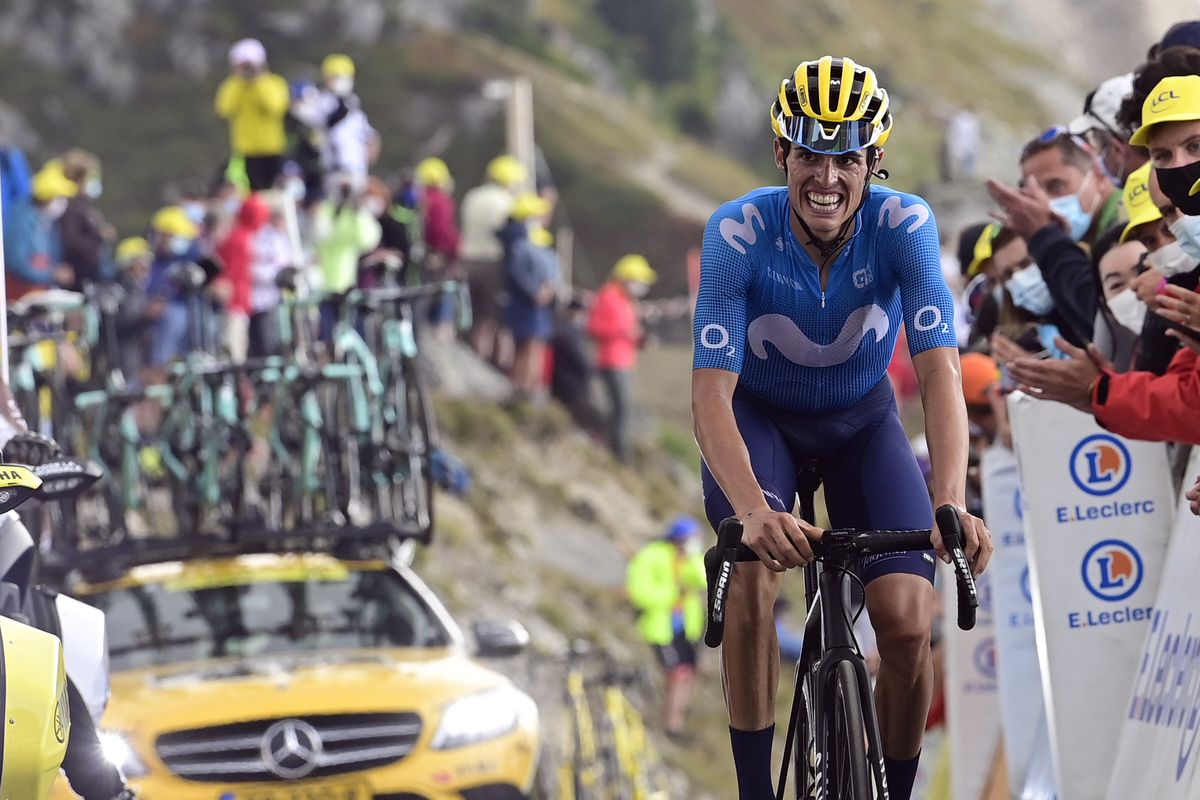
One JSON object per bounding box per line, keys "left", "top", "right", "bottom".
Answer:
{"left": 693, "top": 184, "right": 957, "bottom": 412}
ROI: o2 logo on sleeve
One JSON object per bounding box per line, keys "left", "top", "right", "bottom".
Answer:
{"left": 1081, "top": 539, "right": 1143, "bottom": 602}
{"left": 699, "top": 324, "right": 736, "bottom": 358}
{"left": 1069, "top": 434, "right": 1131, "bottom": 497}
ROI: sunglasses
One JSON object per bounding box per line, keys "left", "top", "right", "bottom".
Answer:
{"left": 1022, "top": 125, "right": 1096, "bottom": 161}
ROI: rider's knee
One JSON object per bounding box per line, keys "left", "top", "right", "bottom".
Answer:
{"left": 873, "top": 614, "right": 931, "bottom": 669}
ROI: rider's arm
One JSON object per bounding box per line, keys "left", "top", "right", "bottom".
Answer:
{"left": 691, "top": 209, "right": 765, "bottom": 518}
{"left": 912, "top": 347, "right": 969, "bottom": 511}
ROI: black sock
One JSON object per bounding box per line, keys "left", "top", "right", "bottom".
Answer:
{"left": 883, "top": 751, "right": 921, "bottom": 800}
{"left": 729, "top": 724, "right": 776, "bottom": 800}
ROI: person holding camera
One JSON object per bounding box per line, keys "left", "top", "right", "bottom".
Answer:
{"left": 215, "top": 38, "right": 291, "bottom": 192}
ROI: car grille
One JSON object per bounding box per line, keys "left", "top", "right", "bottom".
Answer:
{"left": 155, "top": 713, "right": 422, "bottom": 783}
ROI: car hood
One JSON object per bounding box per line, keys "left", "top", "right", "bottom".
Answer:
{"left": 104, "top": 648, "right": 511, "bottom": 735}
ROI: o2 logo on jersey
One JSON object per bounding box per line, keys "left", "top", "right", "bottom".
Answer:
{"left": 1069, "top": 434, "right": 1131, "bottom": 496}
{"left": 912, "top": 305, "right": 949, "bottom": 335}
{"left": 699, "top": 324, "right": 736, "bottom": 358}
{"left": 1081, "top": 539, "right": 1143, "bottom": 602}
{"left": 877, "top": 195, "right": 930, "bottom": 233}
{"left": 719, "top": 203, "right": 766, "bottom": 255}
{"left": 972, "top": 637, "right": 997, "bottom": 681}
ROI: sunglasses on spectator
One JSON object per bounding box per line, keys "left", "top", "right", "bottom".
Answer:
{"left": 1021, "top": 126, "right": 1096, "bottom": 161}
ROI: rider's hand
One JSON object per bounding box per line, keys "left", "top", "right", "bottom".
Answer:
{"left": 1186, "top": 475, "right": 1200, "bottom": 517}
{"left": 738, "top": 506, "right": 821, "bottom": 572}
{"left": 930, "top": 505, "right": 993, "bottom": 578}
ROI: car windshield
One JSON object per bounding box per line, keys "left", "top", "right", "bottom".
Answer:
{"left": 86, "top": 562, "right": 452, "bottom": 671}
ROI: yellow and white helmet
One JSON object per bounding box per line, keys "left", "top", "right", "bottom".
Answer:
{"left": 770, "top": 56, "right": 893, "bottom": 153}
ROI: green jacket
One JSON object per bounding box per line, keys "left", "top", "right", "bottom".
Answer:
{"left": 626, "top": 540, "right": 707, "bottom": 646}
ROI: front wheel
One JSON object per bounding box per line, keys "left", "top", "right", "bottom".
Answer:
{"left": 823, "top": 659, "right": 873, "bottom": 800}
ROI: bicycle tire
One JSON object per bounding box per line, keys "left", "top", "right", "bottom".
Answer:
{"left": 824, "top": 660, "right": 873, "bottom": 800}
{"left": 792, "top": 664, "right": 818, "bottom": 800}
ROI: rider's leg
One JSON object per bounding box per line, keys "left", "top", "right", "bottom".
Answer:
{"left": 865, "top": 573, "right": 934, "bottom": 795}
{"left": 702, "top": 397, "right": 797, "bottom": 800}
{"left": 819, "top": 380, "right": 936, "bottom": 800}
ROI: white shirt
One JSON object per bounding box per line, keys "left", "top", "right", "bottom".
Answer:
{"left": 459, "top": 182, "right": 515, "bottom": 262}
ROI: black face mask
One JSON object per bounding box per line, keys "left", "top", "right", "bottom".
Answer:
{"left": 1155, "top": 160, "right": 1200, "bottom": 216}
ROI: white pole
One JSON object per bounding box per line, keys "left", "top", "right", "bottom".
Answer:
{"left": 512, "top": 77, "right": 536, "bottom": 196}
{"left": 0, "top": 171, "right": 9, "bottom": 385}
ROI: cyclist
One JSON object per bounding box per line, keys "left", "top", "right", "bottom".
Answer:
{"left": 692, "top": 56, "right": 991, "bottom": 800}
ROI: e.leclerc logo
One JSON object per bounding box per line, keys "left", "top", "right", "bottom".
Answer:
{"left": 1068, "top": 539, "right": 1151, "bottom": 630}
{"left": 1057, "top": 435, "right": 1155, "bottom": 524}
{"left": 1070, "top": 434, "right": 1131, "bottom": 495}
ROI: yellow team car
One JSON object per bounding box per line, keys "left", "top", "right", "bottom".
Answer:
{"left": 52, "top": 550, "right": 538, "bottom": 800}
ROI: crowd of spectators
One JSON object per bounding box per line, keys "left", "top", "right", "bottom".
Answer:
{"left": 0, "top": 37, "right": 663, "bottom": 464}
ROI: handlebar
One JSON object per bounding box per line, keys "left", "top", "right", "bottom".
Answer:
{"left": 704, "top": 504, "right": 979, "bottom": 648}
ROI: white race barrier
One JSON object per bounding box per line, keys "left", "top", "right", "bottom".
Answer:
{"left": 1007, "top": 393, "right": 1174, "bottom": 800}
{"left": 1106, "top": 447, "right": 1200, "bottom": 799}
{"left": 942, "top": 562, "right": 1001, "bottom": 800}
{"left": 981, "top": 443, "right": 1044, "bottom": 793}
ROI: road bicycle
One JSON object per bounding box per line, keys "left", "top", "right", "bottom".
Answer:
{"left": 705, "top": 463, "right": 978, "bottom": 800}
{"left": 594, "top": 665, "right": 670, "bottom": 800}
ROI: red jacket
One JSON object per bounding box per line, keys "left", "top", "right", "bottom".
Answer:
{"left": 588, "top": 281, "right": 640, "bottom": 371}
{"left": 422, "top": 187, "right": 460, "bottom": 259}
{"left": 215, "top": 194, "right": 272, "bottom": 315}
{"left": 1091, "top": 346, "right": 1200, "bottom": 444}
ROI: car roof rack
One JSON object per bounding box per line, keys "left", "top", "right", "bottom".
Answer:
{"left": 45, "top": 522, "right": 425, "bottom": 586}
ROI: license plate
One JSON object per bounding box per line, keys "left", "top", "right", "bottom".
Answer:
{"left": 238, "top": 781, "right": 370, "bottom": 800}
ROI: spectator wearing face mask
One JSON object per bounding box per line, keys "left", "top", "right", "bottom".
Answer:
{"left": 215, "top": 38, "right": 291, "bottom": 192}
{"left": 499, "top": 193, "right": 559, "bottom": 396}
{"left": 589, "top": 254, "right": 656, "bottom": 463}
{"left": 1067, "top": 73, "right": 1146, "bottom": 188}
{"left": 58, "top": 148, "right": 116, "bottom": 289}
{"left": 144, "top": 206, "right": 202, "bottom": 376}
{"left": 986, "top": 130, "right": 1123, "bottom": 347}
{"left": 316, "top": 55, "right": 379, "bottom": 197}
{"left": 4, "top": 162, "right": 77, "bottom": 301}
{"left": 977, "top": 226, "right": 1073, "bottom": 360}
{"left": 1091, "top": 233, "right": 1147, "bottom": 372}
{"left": 1005, "top": 77, "right": 1200, "bottom": 447}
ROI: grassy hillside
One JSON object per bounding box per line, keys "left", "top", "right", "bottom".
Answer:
{"left": 0, "top": 0, "right": 1062, "bottom": 298}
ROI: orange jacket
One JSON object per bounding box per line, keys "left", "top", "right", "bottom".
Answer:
{"left": 1091, "top": 346, "right": 1200, "bottom": 445}
{"left": 588, "top": 281, "right": 640, "bottom": 371}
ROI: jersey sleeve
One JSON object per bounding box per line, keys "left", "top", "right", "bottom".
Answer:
{"left": 693, "top": 206, "right": 753, "bottom": 373}
{"left": 884, "top": 195, "right": 959, "bottom": 355}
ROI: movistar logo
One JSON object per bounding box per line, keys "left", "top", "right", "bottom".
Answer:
{"left": 878, "top": 195, "right": 930, "bottom": 233}
{"left": 719, "top": 203, "right": 766, "bottom": 255}
{"left": 747, "top": 304, "right": 889, "bottom": 367}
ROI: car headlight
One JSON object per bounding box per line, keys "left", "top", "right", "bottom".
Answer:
{"left": 98, "top": 730, "right": 149, "bottom": 778}
{"left": 431, "top": 688, "right": 522, "bottom": 750}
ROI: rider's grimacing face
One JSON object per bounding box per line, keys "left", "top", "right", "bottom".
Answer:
{"left": 776, "top": 139, "right": 877, "bottom": 240}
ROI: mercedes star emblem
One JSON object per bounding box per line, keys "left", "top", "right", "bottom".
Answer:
{"left": 261, "top": 719, "right": 323, "bottom": 779}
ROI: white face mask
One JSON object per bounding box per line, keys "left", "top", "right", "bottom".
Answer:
{"left": 1106, "top": 287, "right": 1147, "bottom": 334}
{"left": 626, "top": 281, "right": 649, "bottom": 298}
{"left": 1147, "top": 240, "right": 1195, "bottom": 277}
{"left": 329, "top": 76, "right": 354, "bottom": 97}
{"left": 41, "top": 196, "right": 68, "bottom": 220}
{"left": 1167, "top": 216, "right": 1200, "bottom": 263}
{"left": 363, "top": 198, "right": 386, "bottom": 217}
